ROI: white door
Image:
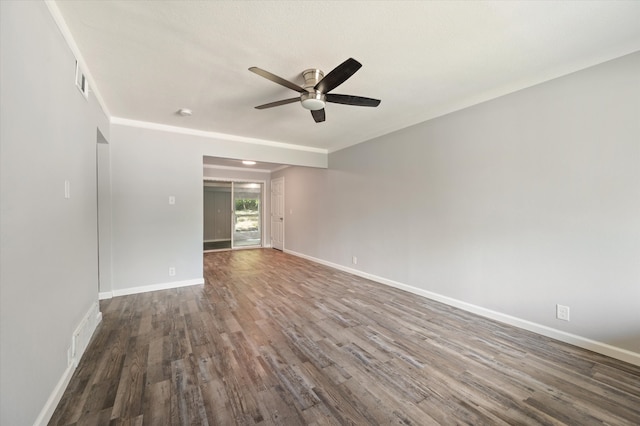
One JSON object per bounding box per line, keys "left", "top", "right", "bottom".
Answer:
{"left": 270, "top": 177, "right": 284, "bottom": 250}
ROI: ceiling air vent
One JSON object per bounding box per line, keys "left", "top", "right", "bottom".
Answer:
{"left": 75, "top": 60, "right": 89, "bottom": 100}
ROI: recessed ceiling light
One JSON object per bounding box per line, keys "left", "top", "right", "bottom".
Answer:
{"left": 242, "top": 160, "right": 256, "bottom": 166}
{"left": 177, "top": 108, "right": 192, "bottom": 116}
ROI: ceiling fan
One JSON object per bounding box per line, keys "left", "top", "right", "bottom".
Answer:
{"left": 249, "top": 58, "right": 381, "bottom": 123}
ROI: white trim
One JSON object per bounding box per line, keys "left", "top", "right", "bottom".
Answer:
{"left": 33, "top": 363, "right": 75, "bottom": 426}
{"left": 107, "top": 278, "right": 204, "bottom": 298}
{"left": 34, "top": 301, "right": 102, "bottom": 426}
{"left": 44, "top": 1, "right": 111, "bottom": 117}
{"left": 98, "top": 291, "right": 113, "bottom": 300}
{"left": 203, "top": 164, "right": 272, "bottom": 174}
{"left": 111, "top": 117, "right": 327, "bottom": 154}
{"left": 270, "top": 176, "right": 285, "bottom": 251}
{"left": 271, "top": 165, "right": 290, "bottom": 173}
{"left": 284, "top": 249, "right": 640, "bottom": 367}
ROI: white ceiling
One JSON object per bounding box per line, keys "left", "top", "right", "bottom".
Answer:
{"left": 54, "top": 1, "right": 640, "bottom": 153}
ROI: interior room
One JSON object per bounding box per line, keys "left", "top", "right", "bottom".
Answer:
{"left": 1, "top": 1, "right": 639, "bottom": 425}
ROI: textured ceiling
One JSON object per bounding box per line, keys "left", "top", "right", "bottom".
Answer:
{"left": 54, "top": 1, "right": 640, "bottom": 153}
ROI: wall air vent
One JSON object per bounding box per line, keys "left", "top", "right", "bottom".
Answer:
{"left": 75, "top": 60, "right": 89, "bottom": 100}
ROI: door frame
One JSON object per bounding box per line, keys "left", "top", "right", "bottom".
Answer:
{"left": 270, "top": 176, "right": 285, "bottom": 251}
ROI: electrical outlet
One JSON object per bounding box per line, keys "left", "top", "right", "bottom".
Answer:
{"left": 352, "top": 256, "right": 358, "bottom": 265}
{"left": 169, "top": 267, "right": 176, "bottom": 276}
{"left": 168, "top": 196, "right": 176, "bottom": 205}
{"left": 556, "top": 304, "right": 570, "bottom": 321}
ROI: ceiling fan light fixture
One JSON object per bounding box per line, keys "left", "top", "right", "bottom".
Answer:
{"left": 300, "top": 92, "right": 326, "bottom": 111}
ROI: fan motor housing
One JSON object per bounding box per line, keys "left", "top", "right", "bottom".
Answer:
{"left": 301, "top": 69, "right": 326, "bottom": 110}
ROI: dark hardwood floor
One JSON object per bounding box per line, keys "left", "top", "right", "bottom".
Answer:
{"left": 50, "top": 249, "right": 640, "bottom": 425}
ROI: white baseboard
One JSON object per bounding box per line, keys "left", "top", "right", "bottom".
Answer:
{"left": 98, "top": 291, "right": 113, "bottom": 300}
{"left": 34, "top": 301, "right": 102, "bottom": 426}
{"left": 284, "top": 249, "right": 640, "bottom": 367}
{"left": 33, "top": 363, "right": 75, "bottom": 426}
{"left": 100, "top": 278, "right": 205, "bottom": 299}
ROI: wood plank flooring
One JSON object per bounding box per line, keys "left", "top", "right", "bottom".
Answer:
{"left": 50, "top": 249, "right": 640, "bottom": 425}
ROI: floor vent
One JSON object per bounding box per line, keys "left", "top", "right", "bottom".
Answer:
{"left": 71, "top": 303, "right": 100, "bottom": 366}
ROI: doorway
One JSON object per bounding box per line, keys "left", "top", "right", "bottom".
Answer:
{"left": 204, "top": 180, "right": 264, "bottom": 251}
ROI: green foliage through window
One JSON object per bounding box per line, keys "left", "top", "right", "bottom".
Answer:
{"left": 235, "top": 198, "right": 259, "bottom": 211}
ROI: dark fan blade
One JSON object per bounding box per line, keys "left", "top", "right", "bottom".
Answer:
{"left": 249, "top": 67, "right": 305, "bottom": 93}
{"left": 255, "top": 97, "right": 299, "bottom": 109}
{"left": 314, "top": 58, "right": 362, "bottom": 94}
{"left": 311, "top": 109, "right": 325, "bottom": 123}
{"left": 326, "top": 94, "right": 381, "bottom": 107}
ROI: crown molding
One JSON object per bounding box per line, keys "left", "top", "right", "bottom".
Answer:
{"left": 110, "top": 117, "right": 327, "bottom": 154}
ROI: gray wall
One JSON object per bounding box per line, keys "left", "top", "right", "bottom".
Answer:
{"left": 274, "top": 52, "right": 640, "bottom": 356}
{"left": 110, "top": 125, "right": 205, "bottom": 290}
{"left": 0, "top": 2, "right": 107, "bottom": 424}
{"left": 108, "top": 126, "right": 300, "bottom": 294}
